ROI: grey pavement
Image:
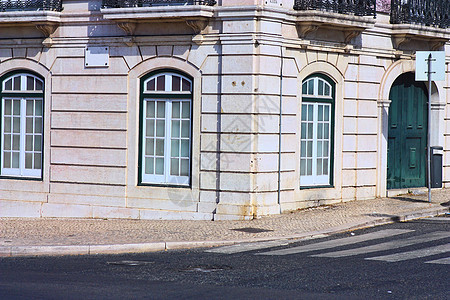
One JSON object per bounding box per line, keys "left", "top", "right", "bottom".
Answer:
{"left": 1, "top": 189, "right": 449, "bottom": 257}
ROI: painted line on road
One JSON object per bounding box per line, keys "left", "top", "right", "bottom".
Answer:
{"left": 366, "top": 243, "right": 450, "bottom": 262}
{"left": 257, "top": 229, "right": 413, "bottom": 256}
{"left": 311, "top": 231, "right": 450, "bottom": 258}
{"left": 425, "top": 257, "right": 450, "bottom": 265}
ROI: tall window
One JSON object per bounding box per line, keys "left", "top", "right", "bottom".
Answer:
{"left": 1, "top": 72, "right": 44, "bottom": 178}
{"left": 140, "top": 71, "right": 192, "bottom": 186}
{"left": 300, "top": 75, "right": 334, "bottom": 187}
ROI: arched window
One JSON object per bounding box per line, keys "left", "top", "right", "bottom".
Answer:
{"left": 139, "top": 71, "right": 192, "bottom": 186}
{"left": 1, "top": 72, "right": 44, "bottom": 178}
{"left": 300, "top": 75, "right": 334, "bottom": 187}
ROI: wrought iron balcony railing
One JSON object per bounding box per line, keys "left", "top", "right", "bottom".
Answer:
{"left": 102, "top": 0, "right": 216, "bottom": 8}
{"left": 390, "top": 0, "right": 449, "bottom": 29}
{"left": 0, "top": 0, "right": 62, "bottom": 11}
{"left": 294, "top": 0, "right": 377, "bottom": 17}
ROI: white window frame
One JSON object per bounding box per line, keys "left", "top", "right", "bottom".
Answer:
{"left": 300, "top": 76, "right": 334, "bottom": 187}
{"left": 1, "top": 73, "right": 44, "bottom": 179}
{"left": 140, "top": 72, "right": 192, "bottom": 186}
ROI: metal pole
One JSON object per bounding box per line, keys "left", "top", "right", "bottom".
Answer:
{"left": 427, "top": 53, "right": 432, "bottom": 203}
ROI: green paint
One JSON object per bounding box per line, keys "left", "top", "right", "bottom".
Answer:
{"left": 387, "top": 73, "right": 427, "bottom": 189}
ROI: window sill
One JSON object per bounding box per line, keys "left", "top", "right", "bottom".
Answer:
{"left": 300, "top": 185, "right": 334, "bottom": 190}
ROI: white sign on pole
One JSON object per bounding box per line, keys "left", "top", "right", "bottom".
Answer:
{"left": 415, "top": 51, "right": 446, "bottom": 81}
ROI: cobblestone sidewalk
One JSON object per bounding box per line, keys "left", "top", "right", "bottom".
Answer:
{"left": 0, "top": 189, "right": 448, "bottom": 256}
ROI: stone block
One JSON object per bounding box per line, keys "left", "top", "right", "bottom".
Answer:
{"left": 222, "top": 134, "right": 253, "bottom": 152}
{"left": 0, "top": 190, "right": 47, "bottom": 202}
{"left": 197, "top": 202, "right": 217, "bottom": 213}
{"left": 41, "top": 203, "right": 92, "bottom": 218}
{"left": 201, "top": 114, "right": 217, "bottom": 133}
{"left": 344, "top": 82, "right": 358, "bottom": 99}
{"left": 256, "top": 172, "right": 279, "bottom": 192}
{"left": 52, "top": 75, "right": 127, "bottom": 94}
{"left": 215, "top": 203, "right": 253, "bottom": 217}
{"left": 358, "top": 82, "right": 378, "bottom": 100}
{"left": 223, "top": 55, "right": 254, "bottom": 74}
{"left": 345, "top": 64, "right": 358, "bottom": 81}
{"left": 50, "top": 182, "right": 125, "bottom": 197}
{"left": 51, "top": 148, "right": 126, "bottom": 167}
{"left": 260, "top": 56, "right": 281, "bottom": 76}
{"left": 0, "top": 48, "right": 12, "bottom": 61}
{"left": 281, "top": 115, "right": 296, "bottom": 133}
{"left": 356, "top": 169, "right": 376, "bottom": 186}
{"left": 156, "top": 45, "right": 173, "bottom": 57}
{"left": 343, "top": 135, "right": 357, "bottom": 151}
{"left": 27, "top": 47, "right": 42, "bottom": 61}
{"left": 356, "top": 152, "right": 377, "bottom": 169}
{"left": 282, "top": 96, "right": 296, "bottom": 115}
{"left": 223, "top": 20, "right": 256, "bottom": 33}
{"left": 52, "top": 57, "right": 129, "bottom": 75}
{"left": 343, "top": 100, "right": 357, "bottom": 117}
{"left": 220, "top": 172, "right": 252, "bottom": 192}
{"left": 359, "top": 65, "right": 383, "bottom": 83}
{"left": 0, "top": 200, "right": 42, "bottom": 217}
{"left": 222, "top": 75, "right": 254, "bottom": 94}
{"left": 357, "top": 135, "right": 377, "bottom": 151}
{"left": 200, "top": 171, "right": 217, "bottom": 190}
{"left": 342, "top": 169, "right": 356, "bottom": 186}
{"left": 342, "top": 152, "right": 356, "bottom": 169}
{"left": 200, "top": 134, "right": 217, "bottom": 152}
{"left": 258, "top": 75, "right": 280, "bottom": 94}
{"left": 48, "top": 192, "right": 125, "bottom": 207}
{"left": 357, "top": 118, "right": 378, "bottom": 134}
{"left": 127, "top": 197, "right": 198, "bottom": 212}
{"left": 52, "top": 94, "right": 127, "bottom": 112}
{"left": 51, "top": 112, "right": 127, "bottom": 130}
{"left": 222, "top": 44, "right": 255, "bottom": 55}
{"left": 140, "top": 46, "right": 157, "bottom": 60}
{"left": 50, "top": 165, "right": 126, "bottom": 185}
{"left": 199, "top": 191, "right": 217, "bottom": 203}
{"left": 12, "top": 48, "right": 26, "bottom": 58}
{"left": 343, "top": 117, "right": 357, "bottom": 134}
{"left": 173, "top": 45, "right": 190, "bottom": 60}
{"left": 219, "top": 192, "right": 251, "bottom": 205}
{"left": 188, "top": 44, "right": 218, "bottom": 69}
{"left": 282, "top": 77, "right": 298, "bottom": 96}
{"left": 201, "top": 94, "right": 217, "bottom": 114}
{"left": 139, "top": 209, "right": 213, "bottom": 221}
{"left": 51, "top": 130, "right": 127, "bottom": 148}
{"left": 355, "top": 186, "right": 376, "bottom": 200}
{"left": 283, "top": 57, "right": 299, "bottom": 76}
{"left": 92, "top": 206, "right": 140, "bottom": 219}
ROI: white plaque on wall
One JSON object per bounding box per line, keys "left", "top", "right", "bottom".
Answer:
{"left": 265, "top": 0, "right": 282, "bottom": 7}
{"left": 85, "top": 46, "right": 109, "bottom": 68}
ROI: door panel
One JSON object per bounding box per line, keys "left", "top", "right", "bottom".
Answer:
{"left": 387, "top": 73, "right": 427, "bottom": 189}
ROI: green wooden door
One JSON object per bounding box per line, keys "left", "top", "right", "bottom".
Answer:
{"left": 387, "top": 73, "right": 427, "bottom": 189}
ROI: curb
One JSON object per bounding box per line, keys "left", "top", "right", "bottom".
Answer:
{"left": 1, "top": 206, "right": 448, "bottom": 258}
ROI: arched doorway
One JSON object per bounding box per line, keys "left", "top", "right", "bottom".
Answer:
{"left": 387, "top": 73, "right": 428, "bottom": 189}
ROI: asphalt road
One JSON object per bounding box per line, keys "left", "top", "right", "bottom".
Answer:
{"left": 0, "top": 215, "right": 448, "bottom": 300}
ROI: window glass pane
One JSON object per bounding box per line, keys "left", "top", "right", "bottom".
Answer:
{"left": 26, "top": 135, "right": 33, "bottom": 151}
{"left": 34, "top": 135, "right": 42, "bottom": 151}
{"left": 156, "top": 120, "right": 165, "bottom": 137}
{"left": 13, "top": 100, "right": 20, "bottom": 115}
{"left": 307, "top": 141, "right": 313, "bottom": 157}
{"left": 12, "top": 152, "right": 19, "bottom": 168}
{"left": 324, "top": 123, "right": 329, "bottom": 139}
{"left": 300, "top": 141, "right": 306, "bottom": 157}
{"left": 301, "top": 104, "right": 307, "bottom": 121}
{"left": 307, "top": 159, "right": 312, "bottom": 175}
{"left": 26, "top": 100, "right": 34, "bottom": 116}
{"left": 307, "top": 123, "right": 313, "bottom": 139}
{"left": 4, "top": 117, "right": 11, "bottom": 133}
{"left": 146, "top": 120, "right": 155, "bottom": 137}
{"left": 324, "top": 105, "right": 330, "bottom": 121}
{"left": 307, "top": 79, "right": 314, "bottom": 95}
{"left": 13, "top": 117, "right": 20, "bottom": 133}
{"left": 3, "top": 152, "right": 10, "bottom": 168}
{"left": 318, "top": 79, "right": 324, "bottom": 96}
{"left": 145, "top": 157, "right": 154, "bottom": 174}
{"left": 4, "top": 135, "right": 11, "bottom": 150}
{"left": 171, "top": 139, "right": 179, "bottom": 157}
{"left": 317, "top": 158, "right": 322, "bottom": 175}
{"left": 35, "top": 118, "right": 42, "bottom": 134}
{"left": 182, "top": 78, "right": 191, "bottom": 92}
{"left": 5, "top": 100, "right": 12, "bottom": 115}
{"left": 145, "top": 138, "right": 154, "bottom": 155}
{"left": 324, "top": 141, "right": 329, "bottom": 156}
{"left": 34, "top": 154, "right": 41, "bottom": 170}
{"left": 180, "top": 159, "right": 189, "bottom": 176}
{"left": 25, "top": 153, "right": 32, "bottom": 169}
{"left": 13, "top": 76, "right": 20, "bottom": 91}
{"left": 26, "top": 118, "right": 33, "bottom": 133}
{"left": 181, "top": 120, "right": 190, "bottom": 138}
{"left": 171, "top": 120, "right": 180, "bottom": 137}
{"left": 12, "top": 135, "right": 20, "bottom": 150}
{"left": 5, "top": 78, "right": 12, "bottom": 90}
{"left": 147, "top": 79, "right": 155, "bottom": 91}
{"left": 318, "top": 105, "right": 323, "bottom": 121}
{"left": 35, "top": 100, "right": 42, "bottom": 117}
{"left": 323, "top": 159, "right": 328, "bottom": 175}
{"left": 27, "top": 76, "right": 34, "bottom": 90}
{"left": 155, "top": 139, "right": 164, "bottom": 156}
{"left": 301, "top": 123, "right": 306, "bottom": 139}
{"left": 317, "top": 141, "right": 322, "bottom": 156}
{"left": 155, "top": 158, "right": 164, "bottom": 175}
{"left": 324, "top": 83, "right": 330, "bottom": 96}
{"left": 146, "top": 101, "right": 155, "bottom": 118}
{"left": 318, "top": 123, "right": 323, "bottom": 139}
{"left": 180, "top": 140, "right": 189, "bottom": 157}
{"left": 35, "top": 79, "right": 43, "bottom": 91}
{"left": 308, "top": 105, "right": 313, "bottom": 121}
{"left": 300, "top": 159, "right": 306, "bottom": 176}
{"left": 172, "top": 76, "right": 181, "bottom": 91}
{"left": 172, "top": 102, "right": 180, "bottom": 118}
{"left": 170, "top": 158, "right": 179, "bottom": 176}
{"left": 157, "top": 75, "right": 165, "bottom": 91}
{"left": 182, "top": 102, "right": 190, "bottom": 118}
{"left": 302, "top": 82, "right": 307, "bottom": 95}
{"left": 157, "top": 102, "right": 165, "bottom": 118}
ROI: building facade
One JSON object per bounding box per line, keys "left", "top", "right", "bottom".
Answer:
{"left": 0, "top": 0, "right": 449, "bottom": 220}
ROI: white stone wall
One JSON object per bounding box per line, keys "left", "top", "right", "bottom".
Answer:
{"left": 0, "top": 1, "right": 448, "bottom": 220}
